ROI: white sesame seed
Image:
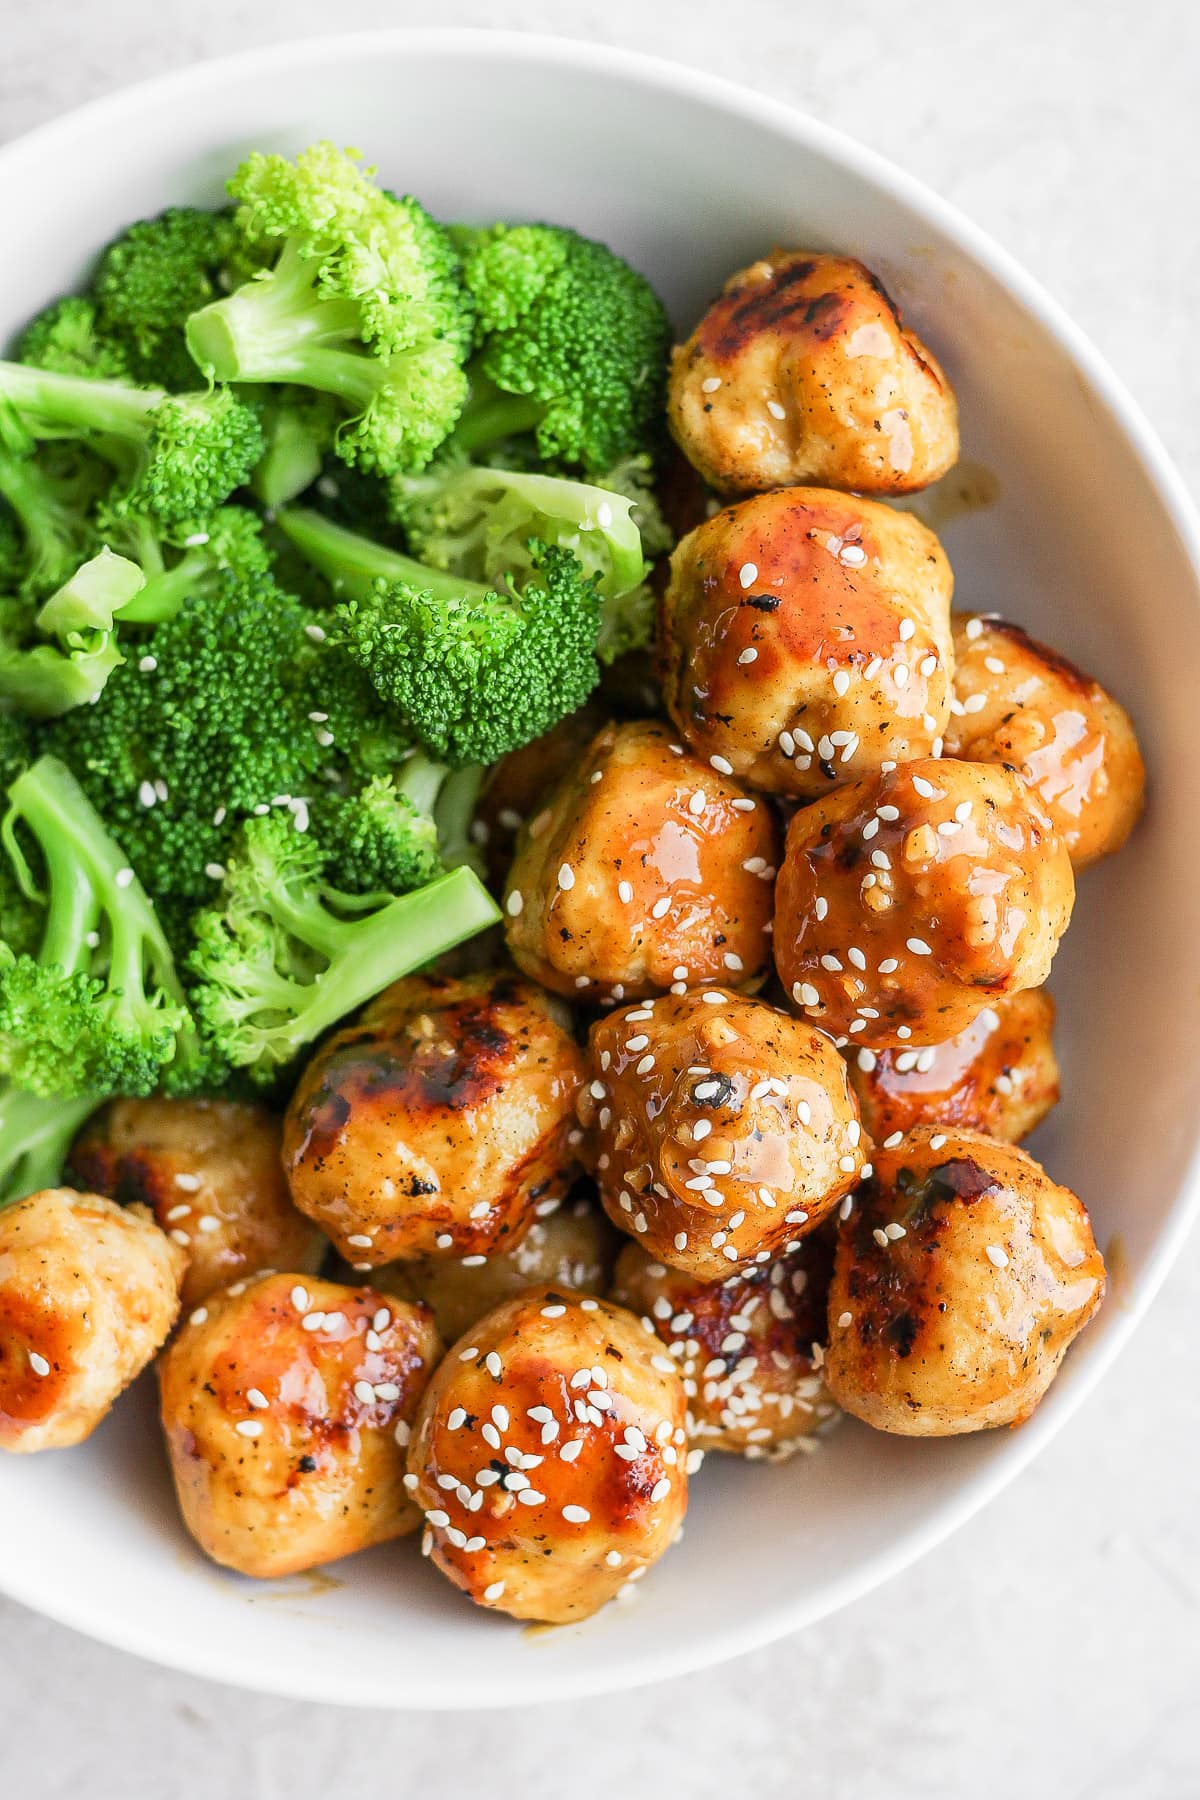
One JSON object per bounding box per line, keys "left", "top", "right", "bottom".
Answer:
{"left": 560, "top": 1440, "right": 582, "bottom": 1463}
{"left": 28, "top": 1351, "right": 50, "bottom": 1377}
{"left": 701, "top": 375, "right": 722, "bottom": 392}
{"left": 138, "top": 654, "right": 157, "bottom": 673}
{"left": 837, "top": 1312, "right": 853, "bottom": 1329}
{"left": 484, "top": 1580, "right": 506, "bottom": 1601}
{"left": 204, "top": 862, "right": 226, "bottom": 881}
{"left": 739, "top": 562, "right": 758, "bottom": 589}
{"left": 557, "top": 864, "right": 575, "bottom": 891}
{"left": 651, "top": 896, "right": 671, "bottom": 919}
{"left": 562, "top": 1505, "right": 591, "bottom": 1523}
{"left": 907, "top": 938, "right": 933, "bottom": 956}
{"left": 650, "top": 1478, "right": 671, "bottom": 1503}
{"left": 290, "top": 1285, "right": 309, "bottom": 1312}
{"left": 114, "top": 867, "right": 134, "bottom": 889}
{"left": 301, "top": 1311, "right": 325, "bottom": 1332}
{"left": 506, "top": 890, "right": 524, "bottom": 917}
{"left": 235, "top": 1420, "right": 263, "bottom": 1439}
{"left": 986, "top": 1245, "right": 1010, "bottom": 1269}
{"left": 347, "top": 1233, "right": 373, "bottom": 1248}
{"left": 912, "top": 776, "right": 936, "bottom": 799}
{"left": 767, "top": 398, "right": 786, "bottom": 419}
{"left": 737, "top": 647, "right": 759, "bottom": 665}
{"left": 246, "top": 1388, "right": 268, "bottom": 1410}
{"left": 188, "top": 1307, "right": 209, "bottom": 1327}
{"left": 484, "top": 1352, "right": 502, "bottom": 1379}
{"left": 833, "top": 670, "right": 850, "bottom": 697}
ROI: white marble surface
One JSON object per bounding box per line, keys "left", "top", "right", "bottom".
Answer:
{"left": 2, "top": 3, "right": 1198, "bottom": 1793}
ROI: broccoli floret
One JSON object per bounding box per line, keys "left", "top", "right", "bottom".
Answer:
{"left": 0, "top": 436, "right": 108, "bottom": 599}
{"left": 0, "top": 754, "right": 193, "bottom": 1096}
{"left": 45, "top": 569, "right": 332, "bottom": 911}
{"left": 185, "top": 144, "right": 472, "bottom": 475}
{"left": 250, "top": 388, "right": 340, "bottom": 508}
{"left": 18, "top": 296, "right": 131, "bottom": 381}
{"left": 0, "top": 362, "right": 264, "bottom": 528}
{"left": 186, "top": 811, "right": 499, "bottom": 1082}
{"left": 92, "top": 205, "right": 243, "bottom": 390}
{"left": 0, "top": 1083, "right": 100, "bottom": 1206}
{"left": 278, "top": 505, "right": 603, "bottom": 765}
{"left": 309, "top": 752, "right": 489, "bottom": 896}
{"left": 0, "top": 548, "right": 145, "bottom": 717}
{"left": 111, "top": 504, "right": 274, "bottom": 623}
{"left": 450, "top": 223, "right": 670, "bottom": 477}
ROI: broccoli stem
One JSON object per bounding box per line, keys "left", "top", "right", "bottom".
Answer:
{"left": 4, "top": 756, "right": 185, "bottom": 1009}
{"left": 115, "top": 548, "right": 208, "bottom": 623}
{"left": 450, "top": 385, "right": 544, "bottom": 456}
{"left": 0, "top": 362, "right": 161, "bottom": 446}
{"left": 0, "top": 1083, "right": 99, "bottom": 1206}
{"left": 277, "top": 506, "right": 490, "bottom": 605}
{"left": 266, "top": 864, "right": 499, "bottom": 1053}
{"left": 434, "top": 765, "right": 485, "bottom": 872}
{"left": 185, "top": 239, "right": 366, "bottom": 389}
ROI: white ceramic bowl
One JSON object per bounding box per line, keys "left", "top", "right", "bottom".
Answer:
{"left": 1, "top": 29, "right": 1198, "bottom": 1709}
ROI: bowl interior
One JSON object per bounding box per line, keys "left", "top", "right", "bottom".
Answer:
{"left": 1, "top": 33, "right": 1198, "bottom": 1708}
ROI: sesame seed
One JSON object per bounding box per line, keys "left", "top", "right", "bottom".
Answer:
{"left": 290, "top": 1285, "right": 309, "bottom": 1311}
{"left": 304, "top": 623, "right": 326, "bottom": 643}
{"left": 138, "top": 654, "right": 157, "bottom": 673}
{"left": 560, "top": 1440, "right": 582, "bottom": 1463}
{"left": 557, "top": 864, "right": 575, "bottom": 891}
{"left": 484, "top": 1580, "right": 506, "bottom": 1601}
{"left": 710, "top": 754, "right": 734, "bottom": 774}
{"left": 618, "top": 880, "right": 634, "bottom": 904}
{"left": 879, "top": 958, "right": 899, "bottom": 974}
{"left": 188, "top": 1307, "right": 208, "bottom": 1327}
{"left": 907, "top": 938, "right": 932, "bottom": 956}
{"left": 833, "top": 670, "right": 850, "bottom": 697}
{"left": 562, "top": 1505, "right": 591, "bottom": 1523}
{"left": 347, "top": 1233, "right": 373, "bottom": 1248}
{"left": 301, "top": 1311, "right": 325, "bottom": 1332}
{"left": 739, "top": 562, "right": 758, "bottom": 589}
{"left": 701, "top": 375, "right": 722, "bottom": 393}
{"left": 651, "top": 896, "right": 671, "bottom": 919}
{"left": 114, "top": 867, "right": 134, "bottom": 889}
{"left": 28, "top": 1351, "right": 50, "bottom": 1377}
{"left": 650, "top": 1478, "right": 671, "bottom": 1503}
{"left": 767, "top": 398, "right": 787, "bottom": 419}
{"left": 484, "top": 1352, "right": 502, "bottom": 1379}
{"left": 506, "top": 890, "right": 524, "bottom": 917}
{"left": 837, "top": 1312, "right": 853, "bottom": 1329}
{"left": 912, "top": 776, "right": 936, "bottom": 799}
{"left": 737, "top": 647, "right": 758, "bottom": 665}
{"left": 204, "top": 862, "right": 226, "bottom": 881}
{"left": 235, "top": 1420, "right": 263, "bottom": 1439}
{"left": 986, "top": 1245, "right": 1010, "bottom": 1268}
{"left": 857, "top": 1048, "right": 877, "bottom": 1072}
{"left": 795, "top": 982, "right": 821, "bottom": 1008}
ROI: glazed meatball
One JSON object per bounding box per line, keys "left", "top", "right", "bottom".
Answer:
{"left": 406, "top": 1287, "right": 688, "bottom": 1623}
{"left": 0, "top": 1189, "right": 183, "bottom": 1454}
{"left": 824, "top": 1127, "right": 1104, "bottom": 1434}
{"left": 668, "top": 250, "right": 958, "bottom": 496}
{"left": 579, "top": 988, "right": 867, "bottom": 1279}
{"left": 944, "top": 613, "right": 1145, "bottom": 868}
{"left": 849, "top": 990, "right": 1059, "bottom": 1146}
{"left": 373, "top": 1191, "right": 620, "bottom": 1344}
{"left": 71, "top": 1097, "right": 324, "bottom": 1308}
{"left": 611, "top": 1237, "right": 838, "bottom": 1458}
{"left": 160, "top": 1271, "right": 439, "bottom": 1577}
{"left": 659, "top": 490, "right": 954, "bottom": 797}
{"left": 774, "top": 758, "right": 1075, "bottom": 1048}
{"left": 503, "top": 719, "right": 780, "bottom": 1002}
{"left": 478, "top": 701, "right": 608, "bottom": 888}
{"left": 284, "top": 971, "right": 585, "bottom": 1268}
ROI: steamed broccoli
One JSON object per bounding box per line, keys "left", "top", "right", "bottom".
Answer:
{"left": 187, "top": 811, "right": 500, "bottom": 1082}
{"left": 277, "top": 505, "right": 603, "bottom": 765}
{"left": 0, "top": 754, "right": 193, "bottom": 1096}
{"left": 45, "top": 568, "right": 333, "bottom": 911}
{"left": 0, "top": 548, "right": 145, "bottom": 717}
{"left": 0, "top": 435, "right": 108, "bottom": 599}
{"left": 0, "top": 362, "right": 264, "bottom": 528}
{"left": 185, "top": 144, "right": 473, "bottom": 475}
{"left": 250, "top": 388, "right": 340, "bottom": 507}
{"left": 108, "top": 503, "right": 274, "bottom": 623}
{"left": 92, "top": 205, "right": 245, "bottom": 390}
{"left": 0, "top": 1082, "right": 100, "bottom": 1206}
{"left": 18, "top": 296, "right": 131, "bottom": 381}
{"left": 449, "top": 223, "right": 670, "bottom": 477}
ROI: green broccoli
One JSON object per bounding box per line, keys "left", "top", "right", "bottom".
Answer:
{"left": 0, "top": 548, "right": 144, "bottom": 717}
{"left": 45, "top": 568, "right": 333, "bottom": 912}
{"left": 0, "top": 754, "right": 193, "bottom": 1096}
{"left": 250, "top": 388, "right": 340, "bottom": 508}
{"left": 0, "top": 1082, "right": 100, "bottom": 1206}
{"left": 0, "top": 435, "right": 108, "bottom": 599}
{"left": 0, "top": 362, "right": 264, "bottom": 528}
{"left": 449, "top": 223, "right": 670, "bottom": 477}
{"left": 0, "top": 712, "right": 39, "bottom": 958}
{"left": 185, "top": 144, "right": 473, "bottom": 475}
{"left": 18, "top": 296, "right": 131, "bottom": 381}
{"left": 186, "top": 810, "right": 500, "bottom": 1082}
{"left": 308, "top": 752, "right": 487, "bottom": 895}
{"left": 92, "top": 205, "right": 245, "bottom": 390}
{"left": 277, "top": 505, "right": 603, "bottom": 765}
{"left": 108, "top": 503, "right": 274, "bottom": 624}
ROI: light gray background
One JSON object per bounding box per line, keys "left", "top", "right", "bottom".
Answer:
{"left": 2, "top": 3, "right": 1197, "bottom": 1795}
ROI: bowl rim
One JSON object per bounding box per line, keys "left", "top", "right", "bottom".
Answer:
{"left": 2, "top": 25, "right": 1199, "bottom": 1707}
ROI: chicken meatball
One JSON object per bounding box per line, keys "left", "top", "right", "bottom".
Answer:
{"left": 668, "top": 250, "right": 958, "bottom": 496}
{"left": 503, "top": 719, "right": 780, "bottom": 1001}
{"left": 611, "top": 1236, "right": 838, "bottom": 1458}
{"left": 579, "top": 989, "right": 867, "bottom": 1280}
{"left": 944, "top": 613, "right": 1145, "bottom": 868}
{"left": 849, "top": 990, "right": 1059, "bottom": 1146}
{"left": 825, "top": 1127, "right": 1104, "bottom": 1434}
{"left": 406, "top": 1287, "right": 688, "bottom": 1623}
{"left": 478, "top": 701, "right": 608, "bottom": 888}
{"left": 0, "top": 1189, "right": 183, "bottom": 1454}
{"left": 373, "top": 1190, "right": 620, "bottom": 1343}
{"left": 71, "top": 1098, "right": 324, "bottom": 1308}
{"left": 283, "top": 971, "right": 585, "bottom": 1268}
{"left": 775, "top": 758, "right": 1075, "bottom": 1048}
{"left": 659, "top": 490, "right": 954, "bottom": 797}
{"left": 160, "top": 1271, "right": 439, "bottom": 1577}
